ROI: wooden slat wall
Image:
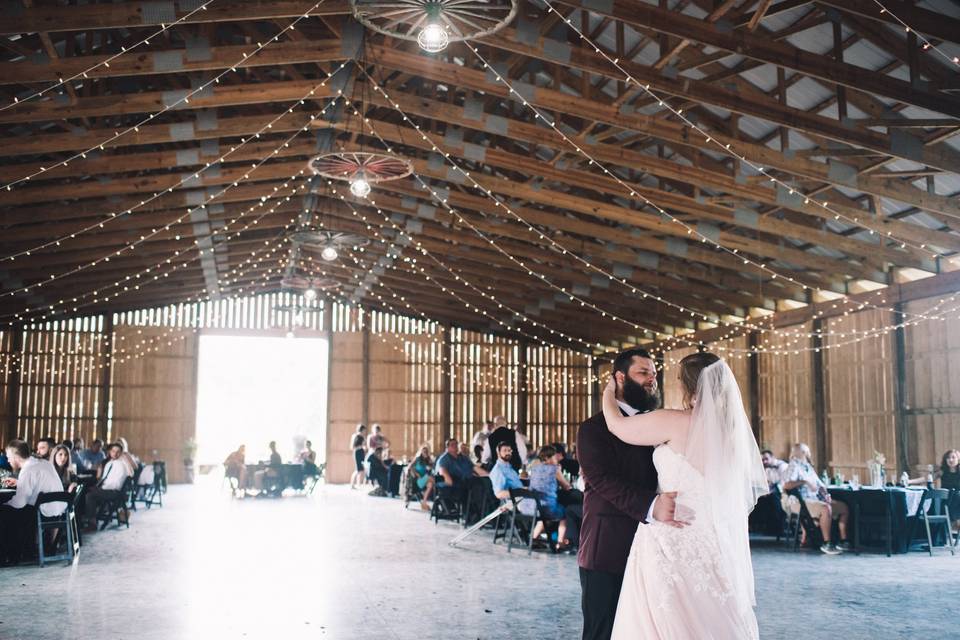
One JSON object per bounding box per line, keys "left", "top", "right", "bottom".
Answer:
{"left": 13, "top": 317, "right": 107, "bottom": 446}
{"left": 710, "top": 336, "right": 752, "bottom": 416}
{"left": 526, "top": 346, "right": 592, "bottom": 451}
{"left": 757, "top": 323, "right": 815, "bottom": 459}
{"left": 662, "top": 346, "right": 696, "bottom": 409}
{"left": 326, "top": 327, "right": 364, "bottom": 485}
{"left": 366, "top": 311, "right": 444, "bottom": 461}
{"left": 449, "top": 328, "right": 520, "bottom": 446}
{"left": 823, "top": 309, "right": 898, "bottom": 477}
{"left": 0, "top": 330, "right": 13, "bottom": 437}
{"left": 110, "top": 325, "right": 198, "bottom": 483}
{"left": 903, "top": 295, "right": 960, "bottom": 474}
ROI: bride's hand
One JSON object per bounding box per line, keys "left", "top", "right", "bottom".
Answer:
{"left": 604, "top": 375, "right": 616, "bottom": 396}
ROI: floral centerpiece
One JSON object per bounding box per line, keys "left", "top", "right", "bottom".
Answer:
{"left": 866, "top": 451, "right": 886, "bottom": 487}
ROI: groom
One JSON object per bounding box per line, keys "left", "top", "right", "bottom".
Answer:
{"left": 577, "top": 347, "right": 686, "bottom": 640}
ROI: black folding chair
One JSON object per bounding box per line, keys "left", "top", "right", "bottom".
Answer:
{"left": 430, "top": 482, "right": 463, "bottom": 525}
{"left": 35, "top": 489, "right": 81, "bottom": 567}
{"left": 785, "top": 488, "right": 824, "bottom": 551}
{"left": 854, "top": 489, "right": 895, "bottom": 556}
{"left": 134, "top": 462, "right": 165, "bottom": 508}
{"left": 96, "top": 478, "right": 133, "bottom": 530}
{"left": 913, "top": 488, "right": 955, "bottom": 557}
{"left": 494, "top": 488, "right": 559, "bottom": 556}
{"left": 462, "top": 476, "right": 496, "bottom": 528}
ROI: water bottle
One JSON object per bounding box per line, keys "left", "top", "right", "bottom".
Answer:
{"left": 820, "top": 469, "right": 830, "bottom": 486}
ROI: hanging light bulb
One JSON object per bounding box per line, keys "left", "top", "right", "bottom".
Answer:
{"left": 304, "top": 287, "right": 317, "bottom": 301}
{"left": 349, "top": 172, "right": 371, "bottom": 198}
{"left": 417, "top": 22, "right": 448, "bottom": 53}
{"left": 320, "top": 245, "right": 339, "bottom": 262}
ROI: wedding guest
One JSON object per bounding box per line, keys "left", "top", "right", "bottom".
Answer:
{"left": 366, "top": 447, "right": 390, "bottom": 497}
{"left": 530, "top": 445, "right": 580, "bottom": 550}
{"left": 299, "top": 440, "right": 319, "bottom": 478}
{"left": 52, "top": 445, "right": 78, "bottom": 493}
{"left": 35, "top": 437, "right": 56, "bottom": 460}
{"left": 224, "top": 445, "right": 247, "bottom": 493}
{"left": 489, "top": 442, "right": 541, "bottom": 541}
{"left": 253, "top": 441, "right": 283, "bottom": 496}
{"left": 552, "top": 442, "right": 581, "bottom": 482}
{"left": 436, "top": 438, "right": 488, "bottom": 505}
{"left": 471, "top": 420, "right": 493, "bottom": 462}
{"left": 70, "top": 437, "right": 86, "bottom": 469}
{"left": 78, "top": 439, "right": 106, "bottom": 473}
{"left": 403, "top": 444, "right": 436, "bottom": 510}
{"left": 367, "top": 424, "right": 388, "bottom": 451}
{"left": 115, "top": 437, "right": 139, "bottom": 475}
{"left": 83, "top": 442, "right": 131, "bottom": 530}
{"left": 783, "top": 443, "right": 850, "bottom": 554}
{"left": 350, "top": 424, "right": 367, "bottom": 490}
{"left": 0, "top": 440, "right": 65, "bottom": 565}
{"left": 481, "top": 416, "right": 527, "bottom": 471}
{"left": 761, "top": 449, "right": 788, "bottom": 490}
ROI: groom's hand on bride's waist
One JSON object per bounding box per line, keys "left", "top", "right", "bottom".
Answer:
{"left": 651, "top": 492, "right": 694, "bottom": 528}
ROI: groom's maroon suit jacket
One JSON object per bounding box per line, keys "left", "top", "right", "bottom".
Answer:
{"left": 576, "top": 410, "right": 659, "bottom": 574}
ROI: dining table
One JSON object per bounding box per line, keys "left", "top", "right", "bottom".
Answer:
{"left": 827, "top": 485, "right": 926, "bottom": 553}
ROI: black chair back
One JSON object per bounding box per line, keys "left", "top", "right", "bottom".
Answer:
{"left": 36, "top": 491, "right": 72, "bottom": 508}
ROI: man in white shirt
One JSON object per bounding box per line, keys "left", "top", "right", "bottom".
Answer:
{"left": 83, "top": 442, "right": 131, "bottom": 530}
{"left": 0, "top": 440, "right": 65, "bottom": 565}
{"left": 470, "top": 420, "right": 493, "bottom": 461}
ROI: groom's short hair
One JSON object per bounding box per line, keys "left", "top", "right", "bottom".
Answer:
{"left": 612, "top": 347, "right": 653, "bottom": 376}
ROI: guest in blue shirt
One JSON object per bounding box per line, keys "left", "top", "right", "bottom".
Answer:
{"left": 435, "top": 438, "right": 487, "bottom": 505}
{"left": 77, "top": 439, "right": 107, "bottom": 473}
{"left": 489, "top": 442, "right": 536, "bottom": 518}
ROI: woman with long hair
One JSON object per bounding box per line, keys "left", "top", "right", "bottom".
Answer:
{"left": 601, "top": 351, "right": 767, "bottom": 639}
{"left": 51, "top": 444, "right": 78, "bottom": 493}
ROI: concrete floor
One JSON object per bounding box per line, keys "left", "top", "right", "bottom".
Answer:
{"left": 1, "top": 482, "right": 956, "bottom": 640}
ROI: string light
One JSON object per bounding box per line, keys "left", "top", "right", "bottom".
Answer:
{"left": 534, "top": 1, "right": 948, "bottom": 260}
{"left": 0, "top": 1, "right": 328, "bottom": 194}
{"left": 872, "top": 0, "right": 960, "bottom": 68}
{"left": 0, "top": 0, "right": 217, "bottom": 114}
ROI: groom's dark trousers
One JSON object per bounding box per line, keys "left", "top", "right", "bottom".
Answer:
{"left": 577, "top": 410, "right": 658, "bottom": 640}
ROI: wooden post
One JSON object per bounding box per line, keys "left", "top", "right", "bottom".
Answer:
{"left": 892, "top": 304, "right": 910, "bottom": 474}
{"left": 95, "top": 314, "right": 114, "bottom": 442}
{"left": 518, "top": 339, "right": 529, "bottom": 437}
{"left": 5, "top": 325, "right": 23, "bottom": 443}
{"left": 441, "top": 324, "right": 452, "bottom": 440}
{"left": 323, "top": 297, "right": 334, "bottom": 459}
{"left": 590, "top": 358, "right": 601, "bottom": 415}
{"left": 361, "top": 319, "right": 370, "bottom": 427}
{"left": 811, "top": 318, "right": 829, "bottom": 471}
{"left": 748, "top": 331, "right": 761, "bottom": 442}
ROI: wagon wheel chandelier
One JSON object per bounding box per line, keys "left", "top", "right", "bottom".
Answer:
{"left": 308, "top": 150, "right": 413, "bottom": 199}
{"left": 289, "top": 227, "right": 371, "bottom": 263}
{"left": 350, "top": 0, "right": 518, "bottom": 52}
{"left": 278, "top": 274, "right": 339, "bottom": 302}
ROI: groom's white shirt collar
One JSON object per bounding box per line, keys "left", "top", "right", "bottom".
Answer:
{"left": 617, "top": 400, "right": 640, "bottom": 416}
{"left": 614, "top": 398, "right": 658, "bottom": 522}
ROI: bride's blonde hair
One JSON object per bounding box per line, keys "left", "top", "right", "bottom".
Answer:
{"left": 679, "top": 351, "right": 721, "bottom": 409}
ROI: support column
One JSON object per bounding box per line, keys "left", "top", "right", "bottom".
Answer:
{"left": 892, "top": 304, "right": 910, "bottom": 474}
{"left": 517, "top": 339, "right": 529, "bottom": 437}
{"left": 748, "top": 331, "right": 761, "bottom": 442}
{"left": 5, "top": 326, "right": 23, "bottom": 443}
{"left": 441, "top": 324, "right": 452, "bottom": 440}
{"left": 361, "top": 319, "right": 370, "bottom": 426}
{"left": 95, "top": 314, "right": 114, "bottom": 442}
{"left": 323, "top": 298, "right": 334, "bottom": 458}
{"left": 590, "top": 358, "right": 601, "bottom": 415}
{"left": 811, "top": 318, "right": 829, "bottom": 471}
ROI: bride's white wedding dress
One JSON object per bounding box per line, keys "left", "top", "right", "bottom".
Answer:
{"left": 610, "top": 444, "right": 760, "bottom": 639}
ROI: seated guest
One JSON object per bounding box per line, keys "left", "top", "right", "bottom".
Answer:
{"left": 404, "top": 444, "right": 436, "bottom": 510}
{"left": 83, "top": 443, "right": 132, "bottom": 530}
{"left": 253, "top": 441, "right": 283, "bottom": 496}
{"left": 489, "top": 442, "right": 539, "bottom": 529}
{"left": 761, "top": 449, "right": 789, "bottom": 490}
{"left": 783, "top": 443, "right": 850, "bottom": 554}
{"left": 299, "top": 440, "right": 319, "bottom": 478}
{"left": 35, "top": 436, "right": 56, "bottom": 461}
{"left": 481, "top": 416, "right": 527, "bottom": 471}
{"left": 458, "top": 442, "right": 473, "bottom": 461}
{"left": 52, "top": 445, "right": 79, "bottom": 493}
{"left": 529, "top": 445, "right": 581, "bottom": 550}
{"left": 436, "top": 438, "right": 487, "bottom": 488}
{"left": 78, "top": 439, "right": 106, "bottom": 473}
{"left": 0, "top": 440, "right": 67, "bottom": 565}
{"left": 366, "top": 447, "right": 390, "bottom": 497}
{"left": 552, "top": 442, "right": 580, "bottom": 482}
{"left": 116, "top": 437, "right": 139, "bottom": 475}
{"left": 0, "top": 449, "right": 10, "bottom": 472}
{"left": 224, "top": 445, "right": 247, "bottom": 492}
{"left": 70, "top": 437, "right": 86, "bottom": 469}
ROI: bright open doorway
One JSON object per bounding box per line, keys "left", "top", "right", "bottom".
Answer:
{"left": 195, "top": 333, "right": 328, "bottom": 470}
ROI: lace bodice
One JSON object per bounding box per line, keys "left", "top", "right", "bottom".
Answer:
{"left": 652, "top": 445, "right": 706, "bottom": 511}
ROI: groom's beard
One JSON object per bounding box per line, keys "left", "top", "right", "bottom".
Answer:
{"left": 621, "top": 377, "right": 660, "bottom": 413}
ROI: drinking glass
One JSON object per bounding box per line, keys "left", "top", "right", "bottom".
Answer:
{"left": 850, "top": 474, "right": 860, "bottom": 490}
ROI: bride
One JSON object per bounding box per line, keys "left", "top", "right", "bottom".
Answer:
{"left": 601, "top": 351, "right": 767, "bottom": 640}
